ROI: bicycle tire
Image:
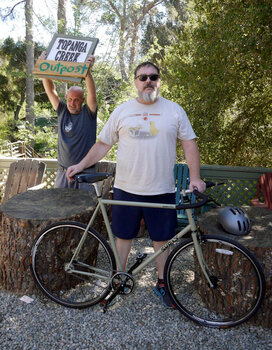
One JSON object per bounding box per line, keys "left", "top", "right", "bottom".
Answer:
{"left": 30, "top": 221, "right": 116, "bottom": 308}
{"left": 164, "top": 234, "right": 266, "bottom": 328}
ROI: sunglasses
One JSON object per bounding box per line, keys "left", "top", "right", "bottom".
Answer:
{"left": 135, "top": 74, "right": 160, "bottom": 82}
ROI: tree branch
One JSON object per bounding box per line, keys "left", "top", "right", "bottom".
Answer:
{"left": 124, "top": 0, "right": 165, "bottom": 41}
{"left": 107, "top": 0, "right": 122, "bottom": 20}
{"left": 2, "top": 0, "right": 25, "bottom": 19}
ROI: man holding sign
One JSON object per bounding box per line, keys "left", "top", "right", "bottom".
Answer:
{"left": 40, "top": 52, "right": 97, "bottom": 189}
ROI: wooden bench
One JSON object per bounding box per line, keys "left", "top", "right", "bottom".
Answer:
{"left": 1, "top": 158, "right": 46, "bottom": 204}
{"left": 174, "top": 164, "right": 215, "bottom": 228}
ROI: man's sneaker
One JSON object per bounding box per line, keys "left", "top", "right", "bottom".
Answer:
{"left": 153, "top": 283, "right": 175, "bottom": 309}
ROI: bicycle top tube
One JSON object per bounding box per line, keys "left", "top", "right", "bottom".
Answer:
{"left": 75, "top": 172, "right": 214, "bottom": 211}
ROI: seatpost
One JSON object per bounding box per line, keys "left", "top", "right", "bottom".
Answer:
{"left": 92, "top": 182, "right": 102, "bottom": 197}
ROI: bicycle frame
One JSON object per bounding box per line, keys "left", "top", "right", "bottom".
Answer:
{"left": 67, "top": 182, "right": 214, "bottom": 288}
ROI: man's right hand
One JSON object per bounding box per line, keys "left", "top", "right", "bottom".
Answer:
{"left": 66, "top": 164, "right": 85, "bottom": 182}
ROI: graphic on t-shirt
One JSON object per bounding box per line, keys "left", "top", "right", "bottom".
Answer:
{"left": 150, "top": 121, "right": 159, "bottom": 136}
{"left": 128, "top": 113, "right": 159, "bottom": 138}
{"left": 65, "top": 121, "right": 73, "bottom": 133}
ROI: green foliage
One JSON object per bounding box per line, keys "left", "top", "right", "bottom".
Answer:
{"left": 156, "top": 0, "right": 272, "bottom": 167}
{"left": 0, "top": 107, "right": 57, "bottom": 158}
{"left": 0, "top": 37, "right": 46, "bottom": 118}
{"left": 1, "top": 1, "right": 271, "bottom": 168}
{"left": 14, "top": 121, "right": 57, "bottom": 158}
{"left": 0, "top": 112, "right": 14, "bottom": 142}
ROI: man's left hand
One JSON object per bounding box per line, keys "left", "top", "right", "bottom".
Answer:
{"left": 86, "top": 55, "right": 95, "bottom": 69}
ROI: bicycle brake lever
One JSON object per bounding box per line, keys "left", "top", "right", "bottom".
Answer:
{"left": 205, "top": 181, "right": 216, "bottom": 188}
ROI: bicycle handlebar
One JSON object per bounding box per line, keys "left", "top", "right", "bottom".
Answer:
{"left": 175, "top": 181, "right": 216, "bottom": 210}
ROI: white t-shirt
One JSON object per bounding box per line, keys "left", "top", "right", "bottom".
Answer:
{"left": 98, "top": 97, "right": 196, "bottom": 195}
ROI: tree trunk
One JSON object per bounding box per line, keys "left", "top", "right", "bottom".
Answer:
{"left": 105, "top": 0, "right": 164, "bottom": 80}
{"left": 0, "top": 189, "right": 103, "bottom": 294}
{"left": 197, "top": 207, "right": 272, "bottom": 328}
{"left": 118, "top": 25, "right": 128, "bottom": 81}
{"left": 58, "top": 0, "right": 67, "bottom": 33}
{"left": 25, "top": 0, "right": 35, "bottom": 126}
{"left": 129, "top": 25, "right": 137, "bottom": 72}
{"left": 57, "top": 0, "right": 67, "bottom": 97}
{"left": 14, "top": 93, "right": 25, "bottom": 121}
{"left": 0, "top": 161, "right": 115, "bottom": 294}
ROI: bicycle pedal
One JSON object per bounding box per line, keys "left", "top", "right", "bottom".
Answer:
{"left": 100, "top": 293, "right": 120, "bottom": 311}
{"left": 100, "top": 299, "right": 110, "bottom": 313}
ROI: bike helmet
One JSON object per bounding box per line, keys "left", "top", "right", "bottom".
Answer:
{"left": 218, "top": 206, "right": 251, "bottom": 235}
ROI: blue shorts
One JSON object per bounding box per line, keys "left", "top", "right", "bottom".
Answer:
{"left": 112, "top": 188, "right": 177, "bottom": 242}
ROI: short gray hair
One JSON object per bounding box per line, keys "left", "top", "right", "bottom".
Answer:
{"left": 134, "top": 62, "right": 160, "bottom": 79}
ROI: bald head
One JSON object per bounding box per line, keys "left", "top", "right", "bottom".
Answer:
{"left": 66, "top": 86, "right": 85, "bottom": 114}
{"left": 67, "top": 86, "right": 84, "bottom": 98}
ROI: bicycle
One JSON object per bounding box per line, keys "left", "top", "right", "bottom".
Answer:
{"left": 30, "top": 172, "right": 266, "bottom": 329}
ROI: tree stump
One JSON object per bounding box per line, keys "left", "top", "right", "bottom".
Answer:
{"left": 0, "top": 188, "right": 104, "bottom": 294}
{"left": 197, "top": 206, "right": 272, "bottom": 328}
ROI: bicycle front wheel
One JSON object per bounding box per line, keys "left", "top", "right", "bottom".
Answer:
{"left": 30, "top": 221, "right": 116, "bottom": 308}
{"left": 164, "top": 234, "right": 265, "bottom": 328}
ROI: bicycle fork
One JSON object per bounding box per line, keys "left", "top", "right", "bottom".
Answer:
{"left": 186, "top": 208, "right": 216, "bottom": 289}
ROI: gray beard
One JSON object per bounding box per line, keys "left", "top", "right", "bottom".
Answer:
{"left": 138, "top": 88, "right": 159, "bottom": 103}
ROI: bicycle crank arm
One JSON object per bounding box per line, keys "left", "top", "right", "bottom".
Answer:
{"left": 100, "top": 288, "right": 121, "bottom": 313}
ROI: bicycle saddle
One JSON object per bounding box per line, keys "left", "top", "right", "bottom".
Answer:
{"left": 75, "top": 172, "right": 112, "bottom": 183}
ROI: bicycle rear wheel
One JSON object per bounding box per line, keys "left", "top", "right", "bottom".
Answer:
{"left": 30, "top": 221, "right": 116, "bottom": 308}
{"left": 164, "top": 234, "right": 265, "bottom": 328}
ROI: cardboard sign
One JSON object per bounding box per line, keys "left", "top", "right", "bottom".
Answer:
{"left": 34, "top": 34, "right": 99, "bottom": 83}
{"left": 33, "top": 60, "right": 90, "bottom": 78}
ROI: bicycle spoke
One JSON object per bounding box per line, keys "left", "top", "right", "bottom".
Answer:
{"left": 31, "top": 222, "right": 116, "bottom": 308}
{"left": 165, "top": 235, "right": 265, "bottom": 328}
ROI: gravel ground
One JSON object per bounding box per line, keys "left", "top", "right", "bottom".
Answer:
{"left": 0, "top": 238, "right": 271, "bottom": 350}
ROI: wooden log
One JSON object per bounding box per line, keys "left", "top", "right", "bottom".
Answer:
{"left": 197, "top": 206, "right": 272, "bottom": 328}
{"left": 0, "top": 188, "right": 104, "bottom": 294}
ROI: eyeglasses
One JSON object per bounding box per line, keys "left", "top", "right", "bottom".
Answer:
{"left": 135, "top": 74, "right": 160, "bottom": 82}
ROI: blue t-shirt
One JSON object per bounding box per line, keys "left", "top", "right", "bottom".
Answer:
{"left": 57, "top": 100, "right": 97, "bottom": 168}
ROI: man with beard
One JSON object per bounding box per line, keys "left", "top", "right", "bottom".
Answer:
{"left": 66, "top": 61, "right": 206, "bottom": 308}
